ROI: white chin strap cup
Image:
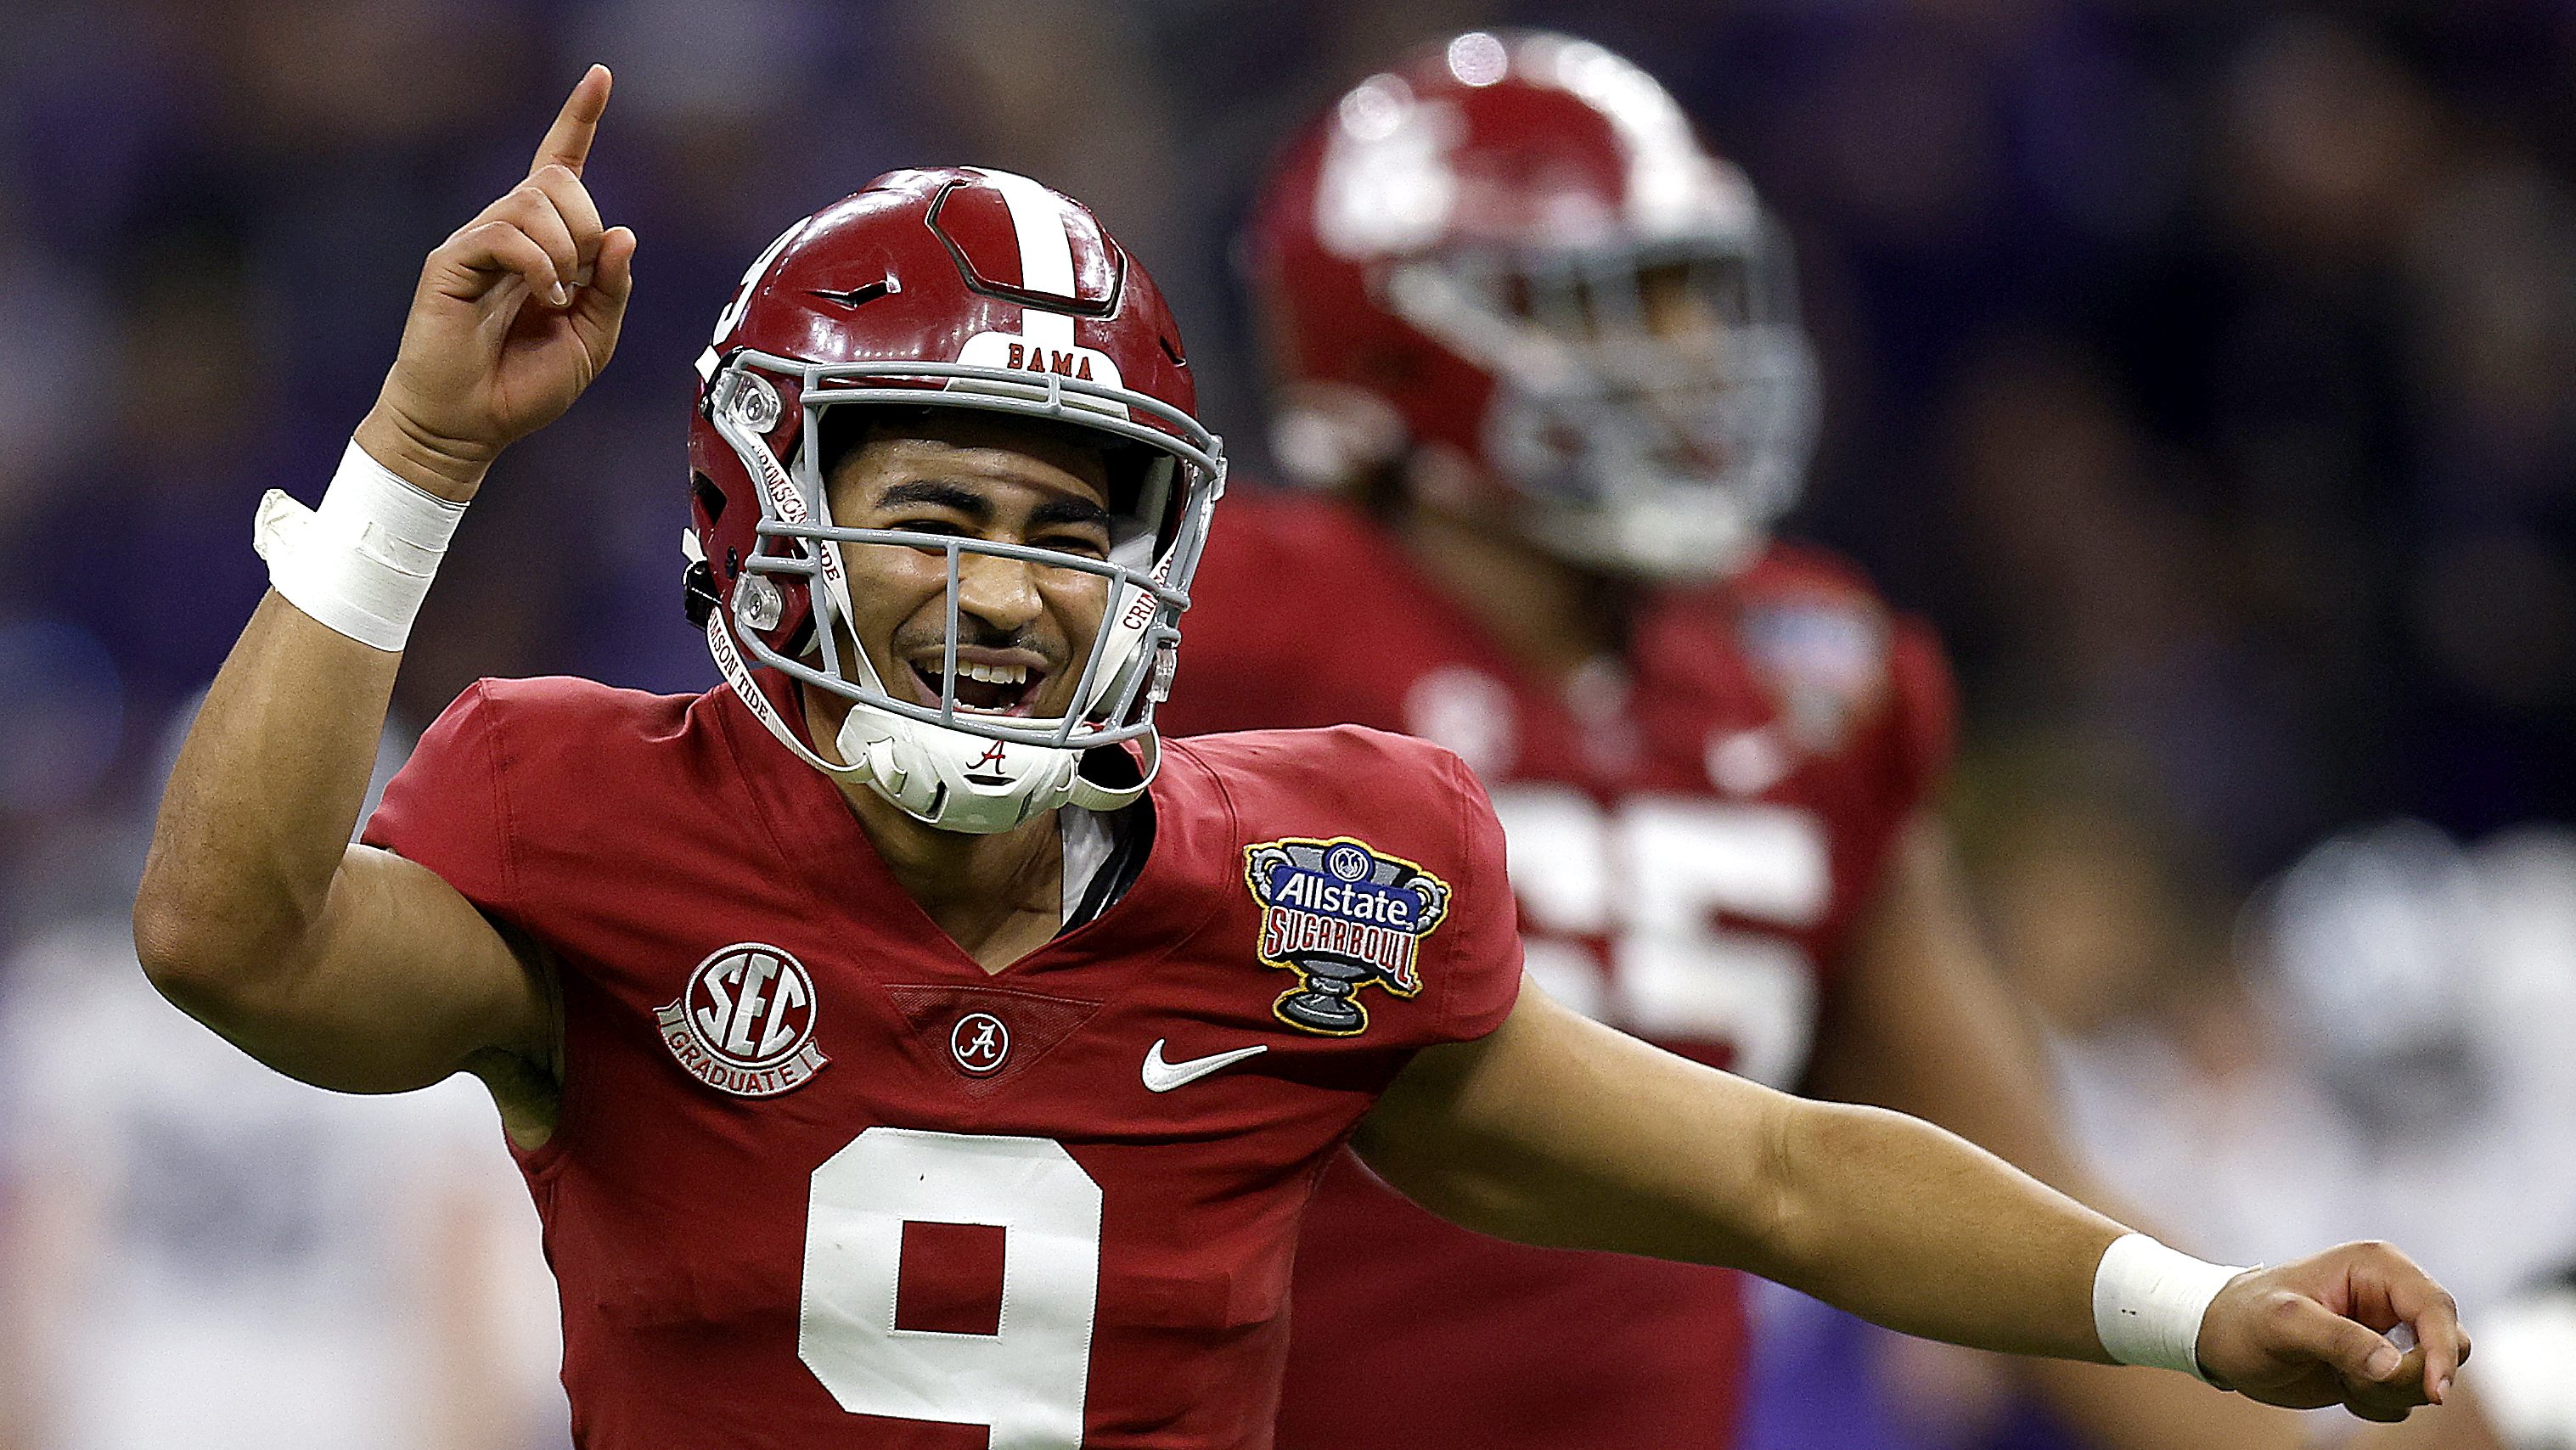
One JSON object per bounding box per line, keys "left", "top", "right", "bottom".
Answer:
{"left": 705, "top": 607, "right": 1150, "bottom": 835}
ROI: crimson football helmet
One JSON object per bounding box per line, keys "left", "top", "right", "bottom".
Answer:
{"left": 685, "top": 167, "right": 1225, "bottom": 834}
{"left": 1244, "top": 31, "right": 1817, "bottom": 578}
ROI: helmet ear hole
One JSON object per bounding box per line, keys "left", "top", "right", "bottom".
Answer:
{"left": 683, "top": 559, "right": 719, "bottom": 627}
{"left": 685, "top": 474, "right": 728, "bottom": 626}
{"left": 691, "top": 471, "right": 728, "bottom": 527}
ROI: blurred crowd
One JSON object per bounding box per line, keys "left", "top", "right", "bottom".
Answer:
{"left": 2, "top": 1, "right": 2573, "bottom": 1447}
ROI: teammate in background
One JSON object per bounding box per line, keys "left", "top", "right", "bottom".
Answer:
{"left": 132, "top": 66, "right": 2466, "bottom": 1449}
{"left": 1165, "top": 31, "right": 2503, "bottom": 1450}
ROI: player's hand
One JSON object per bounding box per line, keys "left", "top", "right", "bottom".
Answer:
{"left": 357, "top": 65, "right": 636, "bottom": 499}
{"left": 2195, "top": 1240, "right": 2470, "bottom": 1422}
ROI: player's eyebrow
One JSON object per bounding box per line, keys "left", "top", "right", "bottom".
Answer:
{"left": 1030, "top": 496, "right": 1112, "bottom": 533}
{"left": 875, "top": 480, "right": 991, "bottom": 520}
{"left": 875, "top": 479, "right": 1112, "bottom": 535}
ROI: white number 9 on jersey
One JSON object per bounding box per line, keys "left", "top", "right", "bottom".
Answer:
{"left": 801, "top": 1127, "right": 1103, "bottom": 1448}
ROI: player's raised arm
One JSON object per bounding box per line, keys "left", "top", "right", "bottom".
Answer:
{"left": 355, "top": 65, "right": 636, "bottom": 498}
{"left": 1358, "top": 981, "right": 2471, "bottom": 1424}
{"left": 132, "top": 69, "right": 634, "bottom": 1115}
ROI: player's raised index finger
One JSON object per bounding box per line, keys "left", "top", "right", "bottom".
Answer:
{"left": 531, "top": 65, "right": 612, "bottom": 177}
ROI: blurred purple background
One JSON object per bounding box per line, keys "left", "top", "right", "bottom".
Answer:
{"left": 6, "top": 0, "right": 2573, "bottom": 937}
{"left": 4, "top": 3, "right": 2575, "bottom": 1447}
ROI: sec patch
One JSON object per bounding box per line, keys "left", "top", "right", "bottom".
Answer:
{"left": 1245, "top": 837, "right": 1451, "bottom": 1036}
{"left": 656, "top": 942, "right": 830, "bottom": 1097}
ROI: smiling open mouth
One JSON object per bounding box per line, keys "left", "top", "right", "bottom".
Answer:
{"left": 908, "top": 657, "right": 1049, "bottom": 716}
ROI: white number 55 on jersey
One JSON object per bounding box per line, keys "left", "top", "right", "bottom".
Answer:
{"left": 1493, "top": 786, "right": 1831, "bottom": 1088}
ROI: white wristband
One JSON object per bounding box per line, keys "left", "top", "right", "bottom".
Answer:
{"left": 254, "top": 440, "right": 468, "bottom": 652}
{"left": 2092, "top": 1233, "right": 2252, "bottom": 1383}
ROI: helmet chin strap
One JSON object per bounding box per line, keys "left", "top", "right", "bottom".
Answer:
{"left": 709, "top": 604, "right": 1152, "bottom": 834}
{"left": 831, "top": 699, "right": 1152, "bottom": 833}
{"left": 830, "top": 704, "right": 1069, "bottom": 831}
{"left": 707, "top": 605, "right": 869, "bottom": 779}
{"left": 1538, "top": 494, "right": 1766, "bottom": 581}
{"left": 1070, "top": 734, "right": 1156, "bottom": 813}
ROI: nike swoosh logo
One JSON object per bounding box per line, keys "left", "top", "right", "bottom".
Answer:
{"left": 1142, "top": 1039, "right": 1268, "bottom": 1093}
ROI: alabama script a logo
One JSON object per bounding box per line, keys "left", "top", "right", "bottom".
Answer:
{"left": 950, "top": 1012, "right": 1010, "bottom": 1075}
{"left": 964, "top": 739, "right": 1010, "bottom": 787}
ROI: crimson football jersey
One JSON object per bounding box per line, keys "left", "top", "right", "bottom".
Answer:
{"left": 1156, "top": 487, "right": 1957, "bottom": 1450}
{"left": 363, "top": 677, "right": 1521, "bottom": 1449}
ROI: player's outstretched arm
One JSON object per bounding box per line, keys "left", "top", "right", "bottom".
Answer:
{"left": 1358, "top": 982, "right": 2468, "bottom": 1422}
{"left": 1807, "top": 817, "right": 2504, "bottom": 1449}
{"left": 132, "top": 69, "right": 633, "bottom": 1110}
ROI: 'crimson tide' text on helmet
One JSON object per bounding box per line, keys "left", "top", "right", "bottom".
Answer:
{"left": 685, "top": 167, "right": 1225, "bottom": 834}
{"left": 1245, "top": 31, "right": 1817, "bottom": 579}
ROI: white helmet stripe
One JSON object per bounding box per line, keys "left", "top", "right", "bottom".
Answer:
{"left": 1533, "top": 37, "right": 1756, "bottom": 239}
{"left": 973, "top": 167, "right": 1079, "bottom": 351}
{"left": 699, "top": 217, "right": 813, "bottom": 383}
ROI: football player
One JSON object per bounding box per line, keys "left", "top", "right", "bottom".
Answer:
{"left": 1165, "top": 29, "right": 2504, "bottom": 1450}
{"left": 132, "top": 65, "right": 2468, "bottom": 1449}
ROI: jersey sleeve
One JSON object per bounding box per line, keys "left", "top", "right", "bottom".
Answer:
{"left": 1426, "top": 746, "right": 1524, "bottom": 1043}
{"left": 360, "top": 679, "right": 521, "bottom": 921}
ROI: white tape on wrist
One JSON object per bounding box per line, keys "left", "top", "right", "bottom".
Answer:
{"left": 254, "top": 440, "right": 468, "bottom": 652}
{"left": 2093, "top": 1233, "right": 2252, "bottom": 1384}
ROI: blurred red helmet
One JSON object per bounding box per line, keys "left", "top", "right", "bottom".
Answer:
{"left": 685, "top": 167, "right": 1225, "bottom": 833}
{"left": 1244, "top": 31, "right": 1816, "bottom": 578}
